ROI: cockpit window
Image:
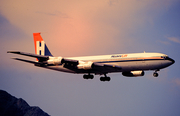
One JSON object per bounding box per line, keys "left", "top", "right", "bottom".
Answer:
{"left": 161, "top": 56, "right": 168, "bottom": 59}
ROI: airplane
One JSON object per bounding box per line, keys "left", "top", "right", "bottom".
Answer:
{"left": 7, "top": 33, "right": 175, "bottom": 82}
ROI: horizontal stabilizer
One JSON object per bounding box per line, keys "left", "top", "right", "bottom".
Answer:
{"left": 11, "top": 57, "right": 42, "bottom": 65}
{"left": 7, "top": 51, "right": 49, "bottom": 61}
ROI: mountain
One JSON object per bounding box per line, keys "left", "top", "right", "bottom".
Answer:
{"left": 0, "top": 90, "right": 50, "bottom": 116}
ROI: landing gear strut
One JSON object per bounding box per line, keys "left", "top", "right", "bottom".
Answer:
{"left": 100, "top": 74, "right": 111, "bottom": 82}
{"left": 153, "top": 70, "right": 159, "bottom": 77}
{"left": 83, "top": 74, "right": 94, "bottom": 79}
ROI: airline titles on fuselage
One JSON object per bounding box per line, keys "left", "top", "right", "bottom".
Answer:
{"left": 111, "top": 54, "right": 128, "bottom": 58}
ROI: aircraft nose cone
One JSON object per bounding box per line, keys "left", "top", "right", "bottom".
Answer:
{"left": 169, "top": 57, "right": 175, "bottom": 64}
{"left": 172, "top": 59, "right": 175, "bottom": 64}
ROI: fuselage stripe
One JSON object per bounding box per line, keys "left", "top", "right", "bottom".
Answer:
{"left": 94, "top": 57, "right": 164, "bottom": 63}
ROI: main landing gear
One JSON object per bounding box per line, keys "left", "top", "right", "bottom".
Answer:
{"left": 153, "top": 70, "right": 159, "bottom": 77}
{"left": 83, "top": 73, "right": 111, "bottom": 82}
{"left": 83, "top": 74, "right": 94, "bottom": 79}
{"left": 100, "top": 74, "right": 111, "bottom": 82}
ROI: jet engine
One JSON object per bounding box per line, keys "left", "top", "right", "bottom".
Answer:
{"left": 122, "top": 71, "right": 144, "bottom": 77}
{"left": 47, "top": 57, "right": 63, "bottom": 65}
{"left": 77, "top": 61, "right": 94, "bottom": 70}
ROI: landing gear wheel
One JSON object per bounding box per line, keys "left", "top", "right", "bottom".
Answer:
{"left": 100, "top": 77, "right": 111, "bottom": 82}
{"left": 83, "top": 75, "right": 94, "bottom": 79}
{"left": 89, "top": 75, "right": 94, "bottom": 79}
{"left": 83, "top": 75, "right": 88, "bottom": 79}
{"left": 100, "top": 77, "right": 105, "bottom": 81}
{"left": 153, "top": 72, "right": 158, "bottom": 77}
{"left": 106, "top": 77, "right": 111, "bottom": 81}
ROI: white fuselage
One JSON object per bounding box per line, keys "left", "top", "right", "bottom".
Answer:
{"left": 43, "top": 52, "right": 174, "bottom": 74}
{"left": 8, "top": 33, "right": 175, "bottom": 80}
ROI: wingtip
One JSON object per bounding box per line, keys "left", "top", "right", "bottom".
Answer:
{"left": 7, "top": 51, "right": 20, "bottom": 54}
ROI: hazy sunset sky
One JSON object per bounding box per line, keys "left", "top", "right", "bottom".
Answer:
{"left": 0, "top": 0, "right": 180, "bottom": 116}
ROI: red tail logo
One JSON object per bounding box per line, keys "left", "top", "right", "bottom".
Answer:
{"left": 33, "top": 33, "right": 45, "bottom": 55}
{"left": 33, "top": 33, "right": 53, "bottom": 58}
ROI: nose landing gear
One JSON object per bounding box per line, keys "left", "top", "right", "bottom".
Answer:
{"left": 153, "top": 70, "right": 159, "bottom": 77}
{"left": 153, "top": 72, "right": 158, "bottom": 77}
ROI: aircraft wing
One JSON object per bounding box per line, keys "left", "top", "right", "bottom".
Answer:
{"left": 8, "top": 51, "right": 122, "bottom": 74}
{"left": 92, "top": 63, "right": 122, "bottom": 73}
{"left": 7, "top": 51, "right": 49, "bottom": 61}
{"left": 63, "top": 59, "right": 122, "bottom": 74}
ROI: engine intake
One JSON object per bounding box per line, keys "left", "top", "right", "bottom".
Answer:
{"left": 122, "top": 71, "right": 144, "bottom": 77}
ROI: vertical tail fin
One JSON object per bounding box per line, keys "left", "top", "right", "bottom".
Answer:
{"left": 33, "top": 33, "right": 53, "bottom": 57}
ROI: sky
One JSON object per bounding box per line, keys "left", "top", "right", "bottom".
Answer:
{"left": 0, "top": 0, "right": 180, "bottom": 116}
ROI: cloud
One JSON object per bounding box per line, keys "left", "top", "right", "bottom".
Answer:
{"left": 0, "top": 0, "right": 177, "bottom": 56}
{"left": 157, "top": 36, "right": 180, "bottom": 45}
{"left": 108, "top": 0, "right": 119, "bottom": 6}
{"left": 167, "top": 37, "right": 180, "bottom": 44}
{"left": 36, "top": 11, "right": 71, "bottom": 18}
{"left": 158, "top": 40, "right": 171, "bottom": 45}
{"left": 171, "top": 78, "right": 180, "bottom": 91}
{"left": 172, "top": 78, "right": 180, "bottom": 86}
